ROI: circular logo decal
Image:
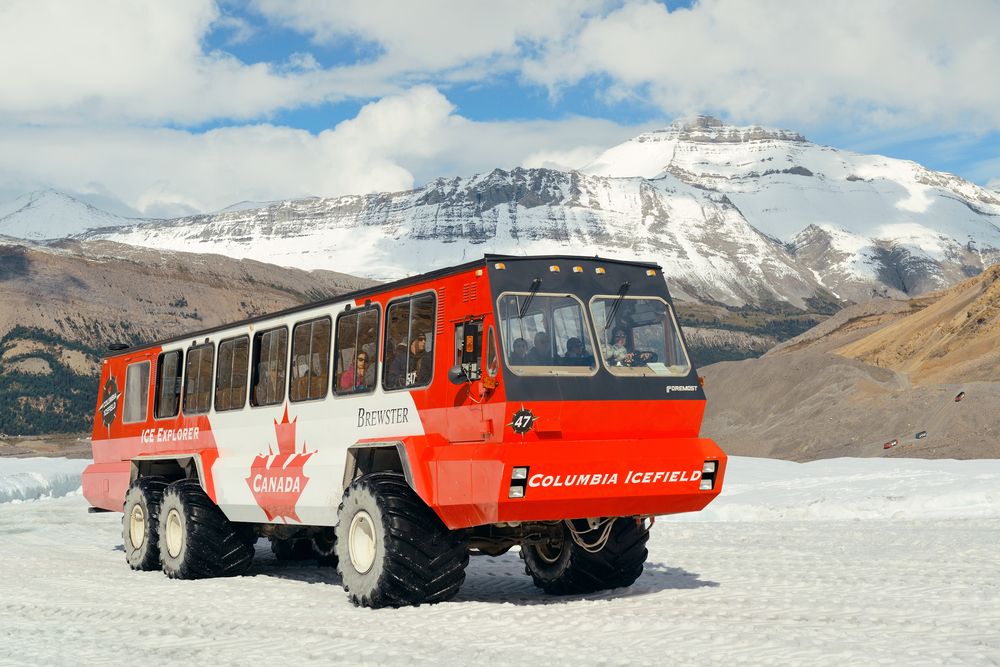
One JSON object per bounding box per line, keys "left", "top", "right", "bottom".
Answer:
{"left": 509, "top": 407, "right": 537, "bottom": 435}
{"left": 99, "top": 377, "right": 120, "bottom": 427}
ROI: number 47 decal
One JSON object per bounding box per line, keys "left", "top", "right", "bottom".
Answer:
{"left": 508, "top": 406, "right": 537, "bottom": 435}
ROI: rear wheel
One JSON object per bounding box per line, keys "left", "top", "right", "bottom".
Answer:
{"left": 310, "top": 528, "right": 338, "bottom": 567}
{"left": 522, "top": 518, "right": 649, "bottom": 595}
{"left": 269, "top": 536, "right": 314, "bottom": 561}
{"left": 158, "top": 479, "right": 255, "bottom": 579}
{"left": 122, "top": 476, "right": 167, "bottom": 571}
{"left": 335, "top": 473, "right": 468, "bottom": 608}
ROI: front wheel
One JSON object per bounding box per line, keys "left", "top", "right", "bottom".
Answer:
{"left": 335, "top": 473, "right": 468, "bottom": 608}
{"left": 158, "top": 479, "right": 255, "bottom": 579}
{"left": 522, "top": 518, "right": 649, "bottom": 595}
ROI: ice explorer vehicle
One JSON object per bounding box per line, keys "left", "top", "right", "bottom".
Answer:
{"left": 83, "top": 255, "right": 726, "bottom": 607}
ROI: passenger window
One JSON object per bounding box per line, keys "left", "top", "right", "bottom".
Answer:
{"left": 382, "top": 294, "right": 435, "bottom": 390}
{"left": 183, "top": 344, "right": 214, "bottom": 415}
{"left": 251, "top": 327, "right": 288, "bottom": 407}
{"left": 334, "top": 308, "right": 379, "bottom": 395}
{"left": 215, "top": 336, "right": 249, "bottom": 411}
{"left": 290, "top": 318, "right": 331, "bottom": 402}
{"left": 155, "top": 350, "right": 183, "bottom": 419}
{"left": 123, "top": 361, "right": 150, "bottom": 423}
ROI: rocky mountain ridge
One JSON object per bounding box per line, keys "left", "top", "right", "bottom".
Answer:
{"left": 2, "top": 117, "right": 998, "bottom": 310}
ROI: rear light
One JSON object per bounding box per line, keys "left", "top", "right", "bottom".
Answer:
{"left": 699, "top": 479, "right": 713, "bottom": 491}
{"left": 511, "top": 467, "right": 528, "bottom": 480}
{"left": 702, "top": 461, "right": 716, "bottom": 474}
{"left": 509, "top": 486, "right": 525, "bottom": 498}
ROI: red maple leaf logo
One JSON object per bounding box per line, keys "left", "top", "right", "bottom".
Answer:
{"left": 245, "top": 405, "right": 314, "bottom": 522}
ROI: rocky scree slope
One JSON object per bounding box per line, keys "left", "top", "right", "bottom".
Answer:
{"left": 701, "top": 267, "right": 1000, "bottom": 461}
{"left": 0, "top": 237, "right": 373, "bottom": 434}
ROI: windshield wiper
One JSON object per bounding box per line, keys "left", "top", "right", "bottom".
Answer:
{"left": 518, "top": 278, "right": 542, "bottom": 318}
{"left": 604, "top": 281, "right": 630, "bottom": 329}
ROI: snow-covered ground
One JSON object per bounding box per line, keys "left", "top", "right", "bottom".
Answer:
{"left": 1, "top": 456, "right": 998, "bottom": 665}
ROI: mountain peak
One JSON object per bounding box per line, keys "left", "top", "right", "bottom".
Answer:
{"left": 0, "top": 189, "right": 128, "bottom": 240}
{"left": 582, "top": 116, "right": 810, "bottom": 180}
{"left": 636, "top": 116, "right": 808, "bottom": 145}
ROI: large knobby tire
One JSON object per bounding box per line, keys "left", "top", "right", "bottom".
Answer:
{"left": 335, "top": 473, "right": 468, "bottom": 608}
{"left": 269, "top": 536, "right": 314, "bottom": 561}
{"left": 310, "top": 528, "right": 338, "bottom": 568}
{"left": 158, "top": 478, "right": 255, "bottom": 579}
{"left": 122, "top": 476, "right": 168, "bottom": 571}
{"left": 523, "top": 518, "right": 649, "bottom": 595}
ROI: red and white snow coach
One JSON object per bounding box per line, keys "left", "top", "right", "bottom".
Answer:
{"left": 83, "top": 255, "right": 726, "bottom": 607}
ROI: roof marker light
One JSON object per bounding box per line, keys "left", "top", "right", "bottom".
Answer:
{"left": 646, "top": 269, "right": 657, "bottom": 276}
{"left": 595, "top": 267, "right": 606, "bottom": 275}
{"left": 495, "top": 262, "right": 506, "bottom": 270}
{"left": 549, "top": 265, "right": 560, "bottom": 272}
{"left": 475, "top": 269, "right": 483, "bottom": 277}
{"left": 572, "top": 266, "right": 583, "bottom": 273}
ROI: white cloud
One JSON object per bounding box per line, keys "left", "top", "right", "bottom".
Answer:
{"left": 251, "top": 0, "right": 600, "bottom": 76}
{"left": 0, "top": 0, "right": 345, "bottom": 125}
{"left": 524, "top": 0, "right": 1000, "bottom": 133}
{"left": 988, "top": 178, "right": 1000, "bottom": 192}
{"left": 0, "top": 87, "right": 645, "bottom": 216}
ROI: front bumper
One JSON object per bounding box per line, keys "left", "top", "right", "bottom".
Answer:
{"left": 418, "top": 437, "right": 727, "bottom": 529}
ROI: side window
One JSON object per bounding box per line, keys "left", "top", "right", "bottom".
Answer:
{"left": 155, "top": 350, "right": 183, "bottom": 419}
{"left": 251, "top": 327, "right": 288, "bottom": 407}
{"left": 215, "top": 336, "right": 249, "bottom": 411}
{"left": 382, "top": 294, "right": 436, "bottom": 390}
{"left": 486, "top": 327, "right": 499, "bottom": 377}
{"left": 182, "top": 344, "right": 214, "bottom": 415}
{"left": 122, "top": 361, "right": 150, "bottom": 423}
{"left": 290, "top": 318, "right": 331, "bottom": 402}
{"left": 334, "top": 307, "right": 379, "bottom": 395}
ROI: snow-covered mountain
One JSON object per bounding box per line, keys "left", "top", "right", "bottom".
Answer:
{"left": 0, "top": 190, "right": 137, "bottom": 240}
{"left": 84, "top": 169, "right": 830, "bottom": 307}
{"left": 7, "top": 117, "right": 998, "bottom": 307}
{"left": 584, "top": 117, "right": 1000, "bottom": 299}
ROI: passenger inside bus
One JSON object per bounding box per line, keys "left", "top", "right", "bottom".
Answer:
{"left": 509, "top": 338, "right": 529, "bottom": 365}
{"left": 562, "top": 336, "right": 594, "bottom": 366}
{"left": 339, "top": 351, "right": 371, "bottom": 392}
{"left": 525, "top": 331, "right": 551, "bottom": 365}
{"left": 386, "top": 333, "right": 431, "bottom": 388}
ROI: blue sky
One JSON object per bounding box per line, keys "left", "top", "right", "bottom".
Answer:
{"left": 0, "top": 0, "right": 997, "bottom": 216}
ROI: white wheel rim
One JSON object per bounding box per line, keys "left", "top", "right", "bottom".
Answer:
{"left": 536, "top": 540, "right": 563, "bottom": 564}
{"left": 128, "top": 504, "right": 146, "bottom": 549}
{"left": 165, "top": 508, "right": 183, "bottom": 559}
{"left": 348, "top": 510, "right": 377, "bottom": 574}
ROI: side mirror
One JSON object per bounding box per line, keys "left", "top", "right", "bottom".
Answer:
{"left": 448, "top": 365, "right": 470, "bottom": 385}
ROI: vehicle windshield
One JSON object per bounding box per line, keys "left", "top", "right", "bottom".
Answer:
{"left": 589, "top": 296, "right": 690, "bottom": 377}
{"left": 497, "top": 293, "right": 597, "bottom": 376}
